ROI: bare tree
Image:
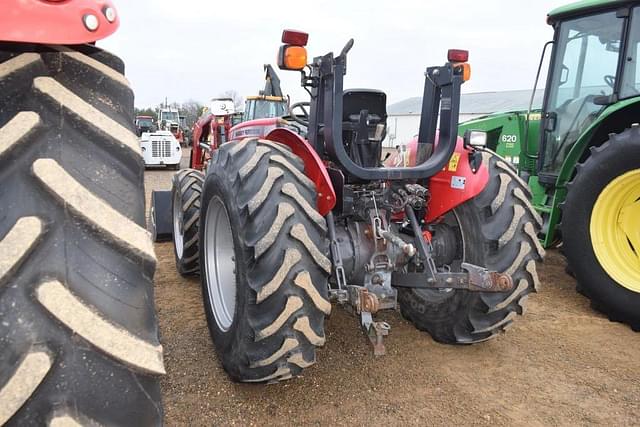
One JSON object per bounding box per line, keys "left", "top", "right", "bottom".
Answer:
{"left": 218, "top": 90, "right": 244, "bottom": 111}
{"left": 180, "top": 100, "right": 206, "bottom": 128}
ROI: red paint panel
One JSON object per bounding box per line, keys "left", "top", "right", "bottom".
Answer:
{"left": 230, "top": 118, "right": 280, "bottom": 140}
{"left": 190, "top": 114, "right": 213, "bottom": 171}
{"left": 266, "top": 128, "right": 336, "bottom": 215}
{"left": 425, "top": 138, "right": 489, "bottom": 222}
{"left": 392, "top": 135, "right": 489, "bottom": 222}
{"left": 1, "top": 0, "right": 119, "bottom": 44}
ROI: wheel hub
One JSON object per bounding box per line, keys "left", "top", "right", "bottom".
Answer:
{"left": 590, "top": 169, "right": 640, "bottom": 292}
{"left": 172, "top": 187, "right": 184, "bottom": 259}
{"left": 203, "top": 196, "right": 237, "bottom": 331}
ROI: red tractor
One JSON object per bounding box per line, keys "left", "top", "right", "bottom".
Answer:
{"left": 167, "top": 99, "right": 240, "bottom": 274}
{"left": 171, "top": 30, "right": 543, "bottom": 383}
{"left": 172, "top": 72, "right": 314, "bottom": 276}
{"left": 189, "top": 98, "right": 238, "bottom": 172}
{"left": 0, "top": 2, "right": 163, "bottom": 425}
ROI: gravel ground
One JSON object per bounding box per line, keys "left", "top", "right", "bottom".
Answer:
{"left": 144, "top": 153, "right": 640, "bottom": 426}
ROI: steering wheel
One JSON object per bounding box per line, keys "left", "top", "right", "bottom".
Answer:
{"left": 604, "top": 75, "right": 616, "bottom": 89}
{"left": 289, "top": 102, "right": 310, "bottom": 126}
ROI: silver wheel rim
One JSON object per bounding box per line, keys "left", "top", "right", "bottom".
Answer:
{"left": 172, "top": 187, "right": 184, "bottom": 259}
{"left": 203, "top": 195, "right": 237, "bottom": 331}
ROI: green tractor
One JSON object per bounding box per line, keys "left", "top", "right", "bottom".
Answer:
{"left": 459, "top": 0, "right": 640, "bottom": 330}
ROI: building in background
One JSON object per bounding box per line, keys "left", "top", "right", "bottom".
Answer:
{"left": 384, "top": 89, "right": 544, "bottom": 147}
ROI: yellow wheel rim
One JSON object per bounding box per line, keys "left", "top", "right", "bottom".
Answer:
{"left": 590, "top": 169, "right": 640, "bottom": 293}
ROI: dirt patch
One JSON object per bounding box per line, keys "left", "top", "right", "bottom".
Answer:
{"left": 147, "top": 156, "right": 640, "bottom": 426}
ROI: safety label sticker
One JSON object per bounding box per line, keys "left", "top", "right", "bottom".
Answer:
{"left": 448, "top": 152, "right": 461, "bottom": 172}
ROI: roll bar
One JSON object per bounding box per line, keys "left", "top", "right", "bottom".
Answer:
{"left": 304, "top": 40, "right": 465, "bottom": 180}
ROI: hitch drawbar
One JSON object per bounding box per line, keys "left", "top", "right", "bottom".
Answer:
{"left": 391, "top": 264, "right": 514, "bottom": 293}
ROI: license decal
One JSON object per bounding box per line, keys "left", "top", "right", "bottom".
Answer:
{"left": 451, "top": 176, "right": 466, "bottom": 189}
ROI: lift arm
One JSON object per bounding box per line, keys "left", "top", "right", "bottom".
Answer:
{"left": 262, "top": 64, "right": 283, "bottom": 97}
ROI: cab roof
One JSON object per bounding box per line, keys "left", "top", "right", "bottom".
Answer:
{"left": 548, "top": 0, "right": 639, "bottom": 23}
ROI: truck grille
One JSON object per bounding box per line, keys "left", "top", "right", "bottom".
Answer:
{"left": 151, "top": 140, "right": 172, "bottom": 158}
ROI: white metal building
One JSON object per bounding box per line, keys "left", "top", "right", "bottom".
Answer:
{"left": 383, "top": 89, "right": 544, "bottom": 148}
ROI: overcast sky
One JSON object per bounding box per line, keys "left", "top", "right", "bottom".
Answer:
{"left": 101, "top": 0, "right": 566, "bottom": 108}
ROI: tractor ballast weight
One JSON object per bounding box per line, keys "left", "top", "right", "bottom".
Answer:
{"left": 0, "top": 0, "right": 120, "bottom": 44}
{"left": 191, "top": 29, "right": 542, "bottom": 382}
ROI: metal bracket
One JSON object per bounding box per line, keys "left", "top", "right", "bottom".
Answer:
{"left": 361, "top": 311, "right": 390, "bottom": 357}
{"left": 391, "top": 263, "right": 513, "bottom": 293}
{"left": 326, "top": 212, "right": 348, "bottom": 303}
{"left": 348, "top": 287, "right": 391, "bottom": 356}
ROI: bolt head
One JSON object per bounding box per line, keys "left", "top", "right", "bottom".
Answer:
{"left": 103, "top": 7, "right": 117, "bottom": 23}
{"left": 83, "top": 14, "right": 99, "bottom": 31}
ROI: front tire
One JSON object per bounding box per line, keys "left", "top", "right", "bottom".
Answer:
{"left": 0, "top": 44, "right": 163, "bottom": 425}
{"left": 562, "top": 128, "right": 640, "bottom": 331}
{"left": 200, "top": 138, "right": 331, "bottom": 382}
{"left": 399, "top": 152, "right": 545, "bottom": 343}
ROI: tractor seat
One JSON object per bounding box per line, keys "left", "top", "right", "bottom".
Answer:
{"left": 342, "top": 89, "right": 388, "bottom": 171}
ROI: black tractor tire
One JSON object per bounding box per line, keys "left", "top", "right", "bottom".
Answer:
{"left": 561, "top": 128, "right": 640, "bottom": 331}
{"left": 399, "top": 152, "right": 545, "bottom": 343}
{"left": 0, "top": 44, "right": 164, "bottom": 425}
{"left": 200, "top": 137, "right": 331, "bottom": 382}
{"left": 172, "top": 168, "right": 204, "bottom": 276}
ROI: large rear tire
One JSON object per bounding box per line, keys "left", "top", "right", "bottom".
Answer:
{"left": 200, "top": 138, "right": 331, "bottom": 382}
{"left": 0, "top": 44, "right": 164, "bottom": 425}
{"left": 172, "top": 168, "right": 204, "bottom": 276}
{"left": 399, "top": 152, "right": 545, "bottom": 343}
{"left": 562, "top": 128, "right": 640, "bottom": 331}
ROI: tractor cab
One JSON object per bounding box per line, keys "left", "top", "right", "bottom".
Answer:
{"left": 159, "top": 108, "right": 179, "bottom": 128}
{"left": 538, "top": 4, "right": 640, "bottom": 182}
{"left": 158, "top": 107, "right": 184, "bottom": 143}
{"left": 135, "top": 115, "right": 155, "bottom": 136}
{"left": 244, "top": 95, "right": 288, "bottom": 120}
{"left": 159, "top": 108, "right": 180, "bottom": 134}
{"left": 243, "top": 64, "right": 289, "bottom": 121}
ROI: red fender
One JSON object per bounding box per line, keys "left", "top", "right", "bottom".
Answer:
{"left": 0, "top": 0, "right": 119, "bottom": 44}
{"left": 426, "top": 139, "right": 489, "bottom": 221}
{"left": 266, "top": 128, "right": 336, "bottom": 216}
{"left": 398, "top": 136, "right": 489, "bottom": 222}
